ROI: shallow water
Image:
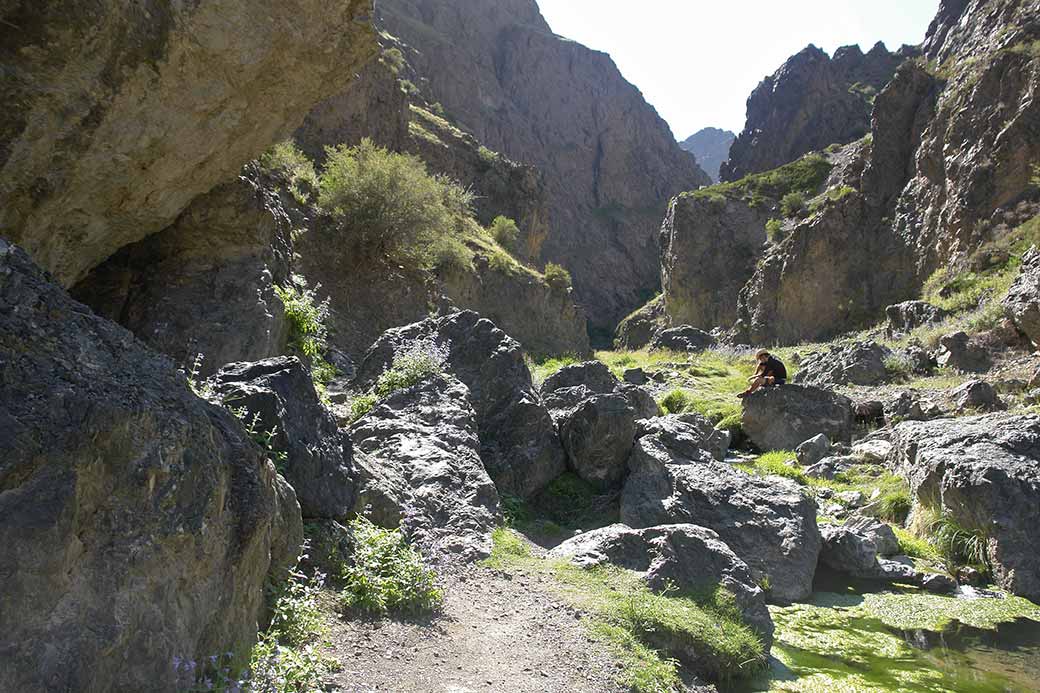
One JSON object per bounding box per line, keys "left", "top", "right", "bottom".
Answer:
{"left": 729, "top": 585, "right": 1040, "bottom": 693}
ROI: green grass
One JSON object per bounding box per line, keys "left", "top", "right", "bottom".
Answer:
{"left": 736, "top": 451, "right": 805, "bottom": 484}
{"left": 528, "top": 353, "right": 582, "bottom": 384}
{"left": 258, "top": 140, "right": 318, "bottom": 205}
{"left": 892, "top": 526, "right": 941, "bottom": 561}
{"left": 808, "top": 185, "right": 856, "bottom": 214}
{"left": 683, "top": 153, "right": 832, "bottom": 209}
{"left": 482, "top": 530, "right": 766, "bottom": 687}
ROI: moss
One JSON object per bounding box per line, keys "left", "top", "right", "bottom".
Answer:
{"left": 862, "top": 591, "right": 1040, "bottom": 631}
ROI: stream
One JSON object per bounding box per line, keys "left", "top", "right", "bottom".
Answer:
{"left": 729, "top": 576, "right": 1040, "bottom": 692}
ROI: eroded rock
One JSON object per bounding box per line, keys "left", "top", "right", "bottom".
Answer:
{"left": 0, "top": 240, "right": 298, "bottom": 692}
{"left": 1004, "top": 246, "right": 1040, "bottom": 346}
{"left": 742, "top": 384, "right": 854, "bottom": 451}
{"left": 793, "top": 341, "right": 891, "bottom": 387}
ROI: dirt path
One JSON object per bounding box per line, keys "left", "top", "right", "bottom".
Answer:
{"left": 326, "top": 565, "right": 626, "bottom": 693}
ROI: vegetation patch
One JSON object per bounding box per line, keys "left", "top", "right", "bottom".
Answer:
{"left": 482, "top": 530, "right": 766, "bottom": 689}
{"left": 489, "top": 215, "right": 520, "bottom": 250}
{"left": 862, "top": 591, "right": 1040, "bottom": 631}
{"left": 273, "top": 279, "right": 337, "bottom": 392}
{"left": 544, "top": 262, "right": 573, "bottom": 291}
{"left": 528, "top": 353, "right": 582, "bottom": 384}
{"left": 339, "top": 515, "right": 443, "bottom": 616}
{"left": 259, "top": 140, "right": 318, "bottom": 205}
{"left": 683, "top": 153, "right": 831, "bottom": 209}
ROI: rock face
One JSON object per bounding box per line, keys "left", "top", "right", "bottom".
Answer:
{"left": 886, "top": 300, "right": 947, "bottom": 335}
{"left": 679, "top": 128, "right": 736, "bottom": 183}
{"left": 614, "top": 295, "right": 669, "bottom": 350}
{"left": 1004, "top": 246, "right": 1040, "bottom": 346}
{"left": 936, "top": 331, "right": 992, "bottom": 373}
{"left": 549, "top": 523, "right": 773, "bottom": 645}
{"left": 793, "top": 341, "right": 891, "bottom": 387}
{"left": 742, "top": 385, "right": 854, "bottom": 451}
{"left": 71, "top": 168, "right": 292, "bottom": 376}
{"left": 660, "top": 194, "right": 770, "bottom": 331}
{"left": 721, "top": 42, "right": 908, "bottom": 181}
{"left": 0, "top": 0, "right": 376, "bottom": 286}
{"left": 350, "top": 374, "right": 501, "bottom": 561}
{"left": 557, "top": 394, "right": 639, "bottom": 490}
{"left": 354, "top": 311, "right": 565, "bottom": 498}
{"left": 637, "top": 415, "right": 731, "bottom": 463}
{"left": 891, "top": 414, "right": 1040, "bottom": 600}
{"left": 0, "top": 241, "right": 299, "bottom": 692}
{"left": 621, "top": 421, "right": 821, "bottom": 602}
{"left": 209, "top": 357, "right": 356, "bottom": 520}
{"left": 376, "top": 0, "right": 710, "bottom": 334}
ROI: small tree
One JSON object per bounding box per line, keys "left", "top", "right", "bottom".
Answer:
{"left": 780, "top": 192, "right": 806, "bottom": 218}
{"left": 544, "top": 262, "right": 572, "bottom": 291}
{"left": 489, "top": 216, "right": 520, "bottom": 250}
{"left": 765, "top": 218, "right": 783, "bottom": 242}
{"left": 319, "top": 139, "right": 452, "bottom": 264}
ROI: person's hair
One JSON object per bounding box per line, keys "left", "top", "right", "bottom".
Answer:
{"left": 755, "top": 349, "right": 770, "bottom": 358}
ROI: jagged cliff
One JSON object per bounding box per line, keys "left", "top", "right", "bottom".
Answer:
{"left": 720, "top": 42, "right": 911, "bottom": 182}
{"left": 650, "top": 0, "right": 1040, "bottom": 346}
{"left": 680, "top": 127, "right": 735, "bottom": 183}
{"left": 375, "top": 0, "right": 710, "bottom": 337}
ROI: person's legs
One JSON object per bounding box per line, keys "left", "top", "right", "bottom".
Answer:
{"left": 738, "top": 375, "right": 775, "bottom": 398}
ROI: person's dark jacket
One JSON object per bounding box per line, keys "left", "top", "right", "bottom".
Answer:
{"left": 763, "top": 356, "right": 787, "bottom": 383}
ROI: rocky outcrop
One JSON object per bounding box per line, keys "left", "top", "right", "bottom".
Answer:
{"left": 557, "top": 394, "right": 639, "bottom": 490}
{"left": 793, "top": 341, "right": 891, "bottom": 387}
{"left": 621, "top": 421, "right": 821, "bottom": 602}
{"left": 660, "top": 194, "right": 770, "bottom": 331}
{"left": 1004, "top": 246, "right": 1040, "bottom": 346}
{"left": 209, "top": 357, "right": 356, "bottom": 520}
{"left": 549, "top": 523, "right": 773, "bottom": 646}
{"left": 721, "top": 42, "right": 908, "bottom": 181}
{"left": 354, "top": 311, "right": 565, "bottom": 498}
{"left": 70, "top": 168, "right": 292, "bottom": 376}
{"left": 0, "top": 0, "right": 376, "bottom": 286}
{"left": 679, "top": 128, "right": 736, "bottom": 183}
{"left": 891, "top": 413, "right": 1040, "bottom": 600}
{"left": 614, "top": 295, "right": 669, "bottom": 350}
{"left": 741, "top": 385, "right": 854, "bottom": 451}
{"left": 349, "top": 374, "right": 501, "bottom": 561}
{"left": 936, "top": 331, "right": 992, "bottom": 372}
{"left": 0, "top": 240, "right": 299, "bottom": 692}
{"left": 637, "top": 415, "right": 731, "bottom": 463}
{"left": 376, "top": 0, "right": 710, "bottom": 334}
{"left": 886, "top": 300, "right": 947, "bottom": 335}
{"left": 650, "top": 325, "right": 717, "bottom": 353}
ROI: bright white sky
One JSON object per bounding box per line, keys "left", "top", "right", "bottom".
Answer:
{"left": 537, "top": 0, "right": 939, "bottom": 139}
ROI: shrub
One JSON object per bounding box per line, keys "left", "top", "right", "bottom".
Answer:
{"left": 659, "top": 388, "right": 692, "bottom": 415}
{"left": 273, "top": 280, "right": 337, "bottom": 391}
{"left": 544, "top": 262, "right": 572, "bottom": 291}
{"left": 489, "top": 215, "right": 520, "bottom": 249}
{"left": 780, "top": 191, "right": 806, "bottom": 217}
{"left": 259, "top": 140, "right": 318, "bottom": 205}
{"left": 319, "top": 139, "right": 454, "bottom": 264}
{"left": 381, "top": 46, "right": 405, "bottom": 73}
{"left": 374, "top": 338, "right": 448, "bottom": 398}
{"left": 686, "top": 153, "right": 830, "bottom": 205}
{"left": 349, "top": 393, "right": 377, "bottom": 422}
{"left": 340, "top": 515, "right": 443, "bottom": 615}
{"left": 765, "top": 218, "right": 783, "bottom": 242}
{"left": 928, "top": 514, "right": 989, "bottom": 569}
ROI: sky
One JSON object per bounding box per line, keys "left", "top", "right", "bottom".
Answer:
{"left": 536, "top": 0, "right": 939, "bottom": 140}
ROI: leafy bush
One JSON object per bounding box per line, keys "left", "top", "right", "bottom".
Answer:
{"left": 273, "top": 280, "right": 336, "bottom": 390}
{"left": 489, "top": 215, "right": 520, "bottom": 250}
{"left": 544, "top": 262, "right": 572, "bottom": 291}
{"left": 780, "top": 192, "right": 806, "bottom": 218}
{"left": 381, "top": 46, "right": 405, "bottom": 73}
{"left": 340, "top": 515, "right": 443, "bottom": 615}
{"left": 349, "top": 393, "right": 377, "bottom": 422}
{"left": 765, "top": 218, "right": 783, "bottom": 242}
{"left": 258, "top": 141, "right": 318, "bottom": 205}
{"left": 374, "top": 338, "right": 448, "bottom": 398}
{"left": 319, "top": 139, "right": 454, "bottom": 264}
{"left": 686, "top": 153, "right": 831, "bottom": 207}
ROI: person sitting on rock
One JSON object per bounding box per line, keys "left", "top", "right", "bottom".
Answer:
{"left": 738, "top": 349, "right": 787, "bottom": 398}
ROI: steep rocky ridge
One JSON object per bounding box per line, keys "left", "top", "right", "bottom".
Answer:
{"left": 721, "top": 42, "right": 910, "bottom": 181}
{"left": 647, "top": 0, "right": 1040, "bottom": 345}
{"left": 0, "top": 0, "right": 376, "bottom": 286}
{"left": 680, "top": 127, "right": 736, "bottom": 183}
{"left": 375, "top": 0, "right": 710, "bottom": 337}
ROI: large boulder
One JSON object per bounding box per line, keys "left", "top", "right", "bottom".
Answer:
{"left": 936, "top": 331, "right": 992, "bottom": 373}
{"left": 843, "top": 516, "right": 900, "bottom": 557}
{"left": 549, "top": 523, "right": 773, "bottom": 646}
{"left": 818, "top": 525, "right": 918, "bottom": 583}
{"left": 349, "top": 374, "right": 501, "bottom": 561}
{"left": 621, "top": 421, "right": 821, "bottom": 602}
{"left": 209, "top": 357, "right": 355, "bottom": 520}
{"left": 558, "top": 394, "right": 638, "bottom": 490}
{"left": 1, "top": 0, "right": 376, "bottom": 287}
{"left": 650, "top": 325, "right": 717, "bottom": 353}
{"left": 793, "top": 341, "right": 891, "bottom": 387}
{"left": 795, "top": 434, "right": 831, "bottom": 467}
{"left": 353, "top": 311, "right": 565, "bottom": 498}
{"left": 950, "top": 379, "right": 1006, "bottom": 413}
{"left": 885, "top": 300, "right": 947, "bottom": 335}
{"left": 0, "top": 240, "right": 299, "bottom": 692}
{"left": 638, "top": 414, "right": 731, "bottom": 463}
{"left": 891, "top": 413, "right": 1040, "bottom": 600}
{"left": 1004, "top": 246, "right": 1040, "bottom": 346}
{"left": 741, "top": 384, "right": 854, "bottom": 451}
